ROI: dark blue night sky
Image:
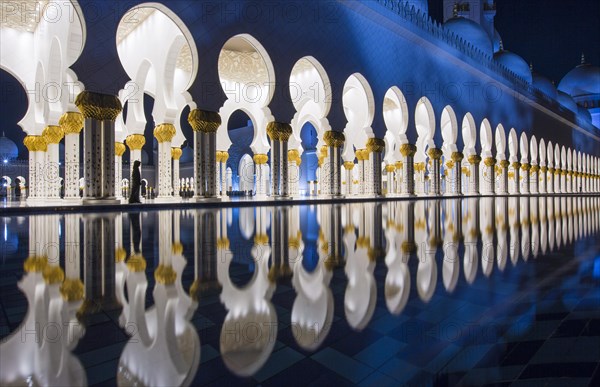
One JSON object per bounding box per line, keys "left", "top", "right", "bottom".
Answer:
{"left": 1, "top": 0, "right": 598, "bottom": 159}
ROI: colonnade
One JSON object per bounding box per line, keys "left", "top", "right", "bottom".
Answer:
{"left": 20, "top": 104, "right": 600, "bottom": 205}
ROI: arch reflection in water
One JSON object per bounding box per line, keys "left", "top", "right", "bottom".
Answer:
{"left": 0, "top": 196, "right": 599, "bottom": 385}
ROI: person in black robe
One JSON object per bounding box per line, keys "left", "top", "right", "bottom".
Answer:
{"left": 129, "top": 160, "right": 142, "bottom": 204}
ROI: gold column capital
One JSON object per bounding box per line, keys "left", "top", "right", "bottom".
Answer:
{"left": 23, "top": 255, "right": 48, "bottom": 272}
{"left": 42, "top": 125, "right": 64, "bottom": 144}
{"left": 344, "top": 161, "right": 355, "bottom": 170}
{"left": 288, "top": 149, "right": 300, "bottom": 164}
{"left": 324, "top": 130, "right": 345, "bottom": 148}
{"left": 385, "top": 164, "right": 396, "bottom": 172}
{"left": 221, "top": 151, "right": 229, "bottom": 162}
{"left": 60, "top": 278, "right": 84, "bottom": 301}
{"left": 126, "top": 134, "right": 146, "bottom": 151}
{"left": 154, "top": 264, "right": 177, "bottom": 285}
{"left": 75, "top": 91, "right": 122, "bottom": 121}
{"left": 267, "top": 121, "right": 293, "bottom": 142}
{"left": 59, "top": 112, "right": 84, "bottom": 134}
{"left": 521, "top": 163, "right": 531, "bottom": 171}
{"left": 366, "top": 137, "right": 385, "bottom": 153}
{"left": 483, "top": 157, "right": 496, "bottom": 167}
{"left": 42, "top": 265, "right": 65, "bottom": 285}
{"left": 400, "top": 143, "right": 417, "bottom": 157}
{"left": 24, "top": 135, "right": 48, "bottom": 152}
{"left": 171, "top": 147, "right": 183, "bottom": 160}
{"left": 188, "top": 109, "right": 221, "bottom": 132}
{"left": 154, "top": 123, "right": 176, "bottom": 143}
{"left": 395, "top": 161, "right": 404, "bottom": 170}
{"left": 114, "top": 142, "right": 126, "bottom": 157}
{"left": 127, "top": 254, "right": 147, "bottom": 272}
{"left": 468, "top": 155, "right": 482, "bottom": 165}
{"left": 253, "top": 154, "right": 268, "bottom": 165}
{"left": 427, "top": 148, "right": 443, "bottom": 160}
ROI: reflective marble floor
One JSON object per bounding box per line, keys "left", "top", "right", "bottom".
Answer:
{"left": 1, "top": 197, "right": 599, "bottom": 386}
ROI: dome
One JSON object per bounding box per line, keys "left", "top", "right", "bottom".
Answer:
{"left": 578, "top": 105, "right": 592, "bottom": 122}
{"left": 494, "top": 50, "right": 532, "bottom": 84}
{"left": 532, "top": 72, "right": 558, "bottom": 100}
{"left": 558, "top": 60, "right": 600, "bottom": 98}
{"left": 444, "top": 17, "right": 493, "bottom": 57}
{"left": 0, "top": 134, "right": 18, "bottom": 160}
{"left": 492, "top": 28, "right": 502, "bottom": 53}
{"left": 558, "top": 91, "right": 578, "bottom": 113}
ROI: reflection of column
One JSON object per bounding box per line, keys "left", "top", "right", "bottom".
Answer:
{"left": 482, "top": 157, "right": 496, "bottom": 195}
{"left": 468, "top": 155, "right": 481, "bottom": 195}
{"left": 60, "top": 112, "right": 84, "bottom": 200}
{"left": 521, "top": 163, "right": 530, "bottom": 194}
{"left": 428, "top": 148, "right": 443, "bottom": 195}
{"left": 43, "top": 125, "right": 64, "bottom": 199}
{"left": 126, "top": 134, "right": 145, "bottom": 179}
{"left": 171, "top": 147, "right": 182, "bottom": 197}
{"left": 400, "top": 144, "right": 417, "bottom": 196}
{"left": 188, "top": 109, "right": 221, "bottom": 199}
{"left": 115, "top": 142, "right": 126, "bottom": 200}
{"left": 324, "top": 131, "right": 345, "bottom": 197}
{"left": 367, "top": 138, "right": 385, "bottom": 196}
{"left": 23, "top": 136, "right": 46, "bottom": 201}
{"left": 154, "top": 124, "right": 176, "bottom": 198}
{"left": 76, "top": 92, "right": 122, "bottom": 204}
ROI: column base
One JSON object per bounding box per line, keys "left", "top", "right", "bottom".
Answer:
{"left": 444, "top": 192, "right": 462, "bottom": 197}
{"left": 82, "top": 198, "right": 121, "bottom": 205}
{"left": 194, "top": 196, "right": 222, "bottom": 203}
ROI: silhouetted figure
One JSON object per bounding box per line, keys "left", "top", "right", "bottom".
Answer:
{"left": 129, "top": 160, "right": 142, "bottom": 204}
{"left": 15, "top": 178, "right": 21, "bottom": 197}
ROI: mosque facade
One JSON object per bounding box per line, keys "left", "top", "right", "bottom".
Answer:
{"left": 1, "top": 0, "right": 599, "bottom": 203}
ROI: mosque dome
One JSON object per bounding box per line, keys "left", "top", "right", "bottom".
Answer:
{"left": 557, "top": 91, "right": 578, "bottom": 113}
{"left": 444, "top": 17, "right": 493, "bottom": 57}
{"left": 558, "top": 56, "right": 600, "bottom": 98}
{"left": 494, "top": 50, "right": 532, "bottom": 84}
{"left": 531, "top": 69, "right": 558, "bottom": 100}
{"left": 492, "top": 28, "right": 502, "bottom": 53}
{"left": 0, "top": 133, "right": 18, "bottom": 160}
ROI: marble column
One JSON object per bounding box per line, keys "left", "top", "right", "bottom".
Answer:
{"left": 114, "top": 142, "right": 126, "bottom": 200}
{"left": 23, "top": 135, "right": 47, "bottom": 201}
{"left": 530, "top": 164, "right": 539, "bottom": 194}
{"left": 254, "top": 154, "right": 269, "bottom": 196}
{"left": 42, "top": 125, "right": 64, "bottom": 200}
{"left": 385, "top": 164, "right": 395, "bottom": 195}
{"left": 153, "top": 124, "right": 176, "bottom": 198}
{"left": 482, "top": 157, "right": 496, "bottom": 195}
{"left": 539, "top": 165, "right": 547, "bottom": 194}
{"left": 288, "top": 150, "right": 300, "bottom": 197}
{"left": 367, "top": 138, "right": 385, "bottom": 196}
{"left": 395, "top": 161, "right": 403, "bottom": 195}
{"left": 547, "top": 165, "right": 555, "bottom": 194}
{"left": 344, "top": 161, "right": 355, "bottom": 195}
{"left": 427, "top": 148, "right": 443, "bottom": 196}
{"left": 171, "top": 147, "right": 182, "bottom": 197}
{"left": 60, "top": 112, "right": 84, "bottom": 200}
{"left": 267, "top": 122, "right": 293, "bottom": 197}
{"left": 324, "top": 131, "right": 345, "bottom": 197}
{"left": 75, "top": 92, "right": 122, "bottom": 204}
{"left": 467, "top": 155, "right": 481, "bottom": 195}
{"left": 220, "top": 151, "right": 229, "bottom": 196}
{"left": 318, "top": 146, "right": 330, "bottom": 195}
{"left": 357, "top": 149, "right": 367, "bottom": 195}
{"left": 125, "top": 133, "right": 145, "bottom": 179}
{"left": 448, "top": 152, "right": 463, "bottom": 195}
{"left": 521, "top": 163, "right": 530, "bottom": 194}
{"left": 399, "top": 143, "right": 417, "bottom": 197}
{"left": 554, "top": 167, "right": 561, "bottom": 193}
{"left": 188, "top": 109, "right": 221, "bottom": 199}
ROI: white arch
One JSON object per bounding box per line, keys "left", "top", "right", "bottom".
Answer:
{"left": 495, "top": 124, "right": 506, "bottom": 160}
{"left": 440, "top": 105, "right": 458, "bottom": 156}
{"left": 539, "top": 138, "right": 546, "bottom": 166}
{"left": 462, "top": 113, "right": 477, "bottom": 156}
{"left": 508, "top": 128, "right": 518, "bottom": 162}
{"left": 342, "top": 73, "right": 375, "bottom": 162}
{"left": 480, "top": 119, "right": 493, "bottom": 158}
{"left": 530, "top": 135, "right": 538, "bottom": 164}
{"left": 383, "top": 86, "right": 409, "bottom": 164}
{"left": 414, "top": 97, "right": 436, "bottom": 163}
{"left": 519, "top": 132, "right": 528, "bottom": 164}
{"left": 289, "top": 56, "right": 332, "bottom": 154}
{"left": 547, "top": 141, "right": 554, "bottom": 167}
{"left": 217, "top": 34, "right": 275, "bottom": 154}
